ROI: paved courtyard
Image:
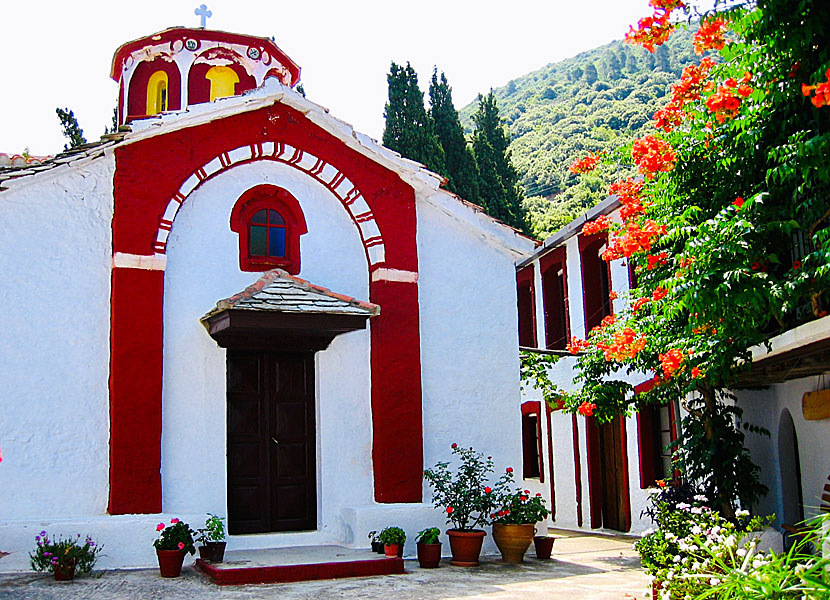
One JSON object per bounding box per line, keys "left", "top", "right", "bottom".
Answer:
{"left": 0, "top": 530, "right": 650, "bottom": 600}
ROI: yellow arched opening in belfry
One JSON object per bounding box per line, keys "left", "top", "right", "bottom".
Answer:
{"left": 205, "top": 66, "right": 240, "bottom": 101}
{"left": 146, "top": 71, "right": 169, "bottom": 115}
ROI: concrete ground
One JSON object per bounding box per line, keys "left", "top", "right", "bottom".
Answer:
{"left": 0, "top": 529, "right": 650, "bottom": 600}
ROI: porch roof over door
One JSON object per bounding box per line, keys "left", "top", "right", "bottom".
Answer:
{"left": 201, "top": 269, "right": 379, "bottom": 351}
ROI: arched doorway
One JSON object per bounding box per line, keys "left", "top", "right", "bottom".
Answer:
{"left": 778, "top": 408, "right": 804, "bottom": 549}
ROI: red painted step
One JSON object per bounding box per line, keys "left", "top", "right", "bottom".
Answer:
{"left": 194, "top": 546, "right": 405, "bottom": 586}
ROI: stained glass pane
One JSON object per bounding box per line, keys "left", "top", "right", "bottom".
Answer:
{"left": 250, "top": 225, "right": 267, "bottom": 256}
{"left": 269, "top": 209, "right": 285, "bottom": 225}
{"left": 269, "top": 226, "right": 286, "bottom": 257}
{"left": 251, "top": 209, "right": 267, "bottom": 224}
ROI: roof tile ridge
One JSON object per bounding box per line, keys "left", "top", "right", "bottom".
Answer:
{"left": 216, "top": 269, "right": 284, "bottom": 309}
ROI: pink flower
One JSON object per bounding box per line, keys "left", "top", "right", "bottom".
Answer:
{"left": 170, "top": 518, "right": 180, "bottom": 524}
{"left": 156, "top": 523, "right": 165, "bottom": 531}
{"left": 178, "top": 542, "right": 185, "bottom": 550}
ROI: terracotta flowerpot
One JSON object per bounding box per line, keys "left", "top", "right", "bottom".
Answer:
{"left": 205, "top": 541, "right": 226, "bottom": 563}
{"left": 416, "top": 542, "right": 442, "bottom": 568}
{"left": 533, "top": 535, "right": 555, "bottom": 559}
{"left": 492, "top": 523, "right": 535, "bottom": 563}
{"left": 53, "top": 559, "right": 76, "bottom": 581}
{"left": 156, "top": 548, "right": 186, "bottom": 578}
{"left": 446, "top": 529, "right": 486, "bottom": 567}
{"left": 383, "top": 543, "right": 401, "bottom": 558}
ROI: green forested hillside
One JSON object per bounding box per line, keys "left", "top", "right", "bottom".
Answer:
{"left": 460, "top": 27, "right": 699, "bottom": 238}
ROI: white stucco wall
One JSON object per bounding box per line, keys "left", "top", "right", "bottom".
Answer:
{"left": 161, "top": 159, "right": 374, "bottom": 551}
{"left": 0, "top": 157, "right": 114, "bottom": 569}
{"left": 415, "top": 198, "right": 525, "bottom": 555}
{"left": 737, "top": 374, "right": 830, "bottom": 525}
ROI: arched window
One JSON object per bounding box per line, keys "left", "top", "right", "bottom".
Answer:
{"left": 146, "top": 71, "right": 169, "bottom": 115}
{"left": 205, "top": 66, "right": 239, "bottom": 101}
{"left": 230, "top": 185, "right": 307, "bottom": 274}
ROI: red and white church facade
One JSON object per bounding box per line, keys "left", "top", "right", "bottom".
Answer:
{"left": 0, "top": 26, "right": 536, "bottom": 570}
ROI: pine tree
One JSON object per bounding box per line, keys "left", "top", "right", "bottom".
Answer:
{"left": 470, "top": 92, "right": 528, "bottom": 233}
{"left": 428, "top": 69, "right": 480, "bottom": 203}
{"left": 584, "top": 63, "right": 599, "bottom": 84}
{"left": 56, "top": 108, "right": 87, "bottom": 150}
{"left": 382, "top": 62, "right": 446, "bottom": 176}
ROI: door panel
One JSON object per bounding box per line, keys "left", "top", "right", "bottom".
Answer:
{"left": 227, "top": 351, "right": 316, "bottom": 534}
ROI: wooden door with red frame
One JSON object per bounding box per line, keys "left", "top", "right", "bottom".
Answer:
{"left": 586, "top": 415, "right": 631, "bottom": 532}
{"left": 226, "top": 350, "right": 316, "bottom": 534}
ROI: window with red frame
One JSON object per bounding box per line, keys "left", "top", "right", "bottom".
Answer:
{"left": 521, "top": 401, "right": 544, "bottom": 480}
{"left": 230, "top": 185, "right": 307, "bottom": 274}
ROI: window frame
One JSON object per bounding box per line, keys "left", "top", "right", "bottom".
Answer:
{"left": 230, "top": 184, "right": 307, "bottom": 274}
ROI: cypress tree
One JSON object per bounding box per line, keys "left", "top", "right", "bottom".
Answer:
{"left": 428, "top": 69, "right": 480, "bottom": 203}
{"left": 470, "top": 92, "right": 528, "bottom": 233}
{"left": 382, "top": 62, "right": 446, "bottom": 176}
{"left": 55, "top": 107, "right": 87, "bottom": 150}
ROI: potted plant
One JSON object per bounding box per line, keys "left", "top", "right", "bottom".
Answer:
{"left": 415, "top": 527, "right": 442, "bottom": 568}
{"left": 368, "top": 531, "right": 384, "bottom": 554}
{"left": 423, "top": 443, "right": 512, "bottom": 566}
{"left": 30, "top": 531, "right": 101, "bottom": 581}
{"left": 377, "top": 526, "right": 406, "bottom": 558}
{"left": 196, "top": 513, "right": 227, "bottom": 563}
{"left": 533, "top": 534, "right": 555, "bottom": 559}
{"left": 491, "top": 487, "right": 550, "bottom": 563}
{"left": 153, "top": 518, "right": 196, "bottom": 577}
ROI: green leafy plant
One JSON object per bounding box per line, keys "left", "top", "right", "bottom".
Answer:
{"left": 153, "top": 519, "right": 196, "bottom": 554}
{"left": 378, "top": 526, "right": 406, "bottom": 546}
{"left": 416, "top": 527, "right": 441, "bottom": 545}
{"left": 423, "top": 444, "right": 513, "bottom": 530}
{"left": 492, "top": 489, "right": 550, "bottom": 525}
{"left": 196, "top": 513, "right": 226, "bottom": 544}
{"left": 30, "top": 531, "right": 101, "bottom": 576}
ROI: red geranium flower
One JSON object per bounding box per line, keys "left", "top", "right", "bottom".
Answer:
{"left": 446, "top": 506, "right": 454, "bottom": 514}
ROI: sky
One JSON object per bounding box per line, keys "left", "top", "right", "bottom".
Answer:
{"left": 1, "top": 0, "right": 655, "bottom": 156}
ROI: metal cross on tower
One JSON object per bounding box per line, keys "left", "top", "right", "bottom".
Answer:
{"left": 195, "top": 4, "right": 212, "bottom": 28}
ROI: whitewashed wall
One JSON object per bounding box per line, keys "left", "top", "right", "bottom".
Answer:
{"left": 738, "top": 375, "right": 830, "bottom": 525}
{"left": 0, "top": 157, "right": 114, "bottom": 569}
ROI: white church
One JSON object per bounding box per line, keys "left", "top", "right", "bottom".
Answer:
{"left": 0, "top": 24, "right": 537, "bottom": 570}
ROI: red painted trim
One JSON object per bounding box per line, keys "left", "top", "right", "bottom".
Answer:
{"left": 111, "top": 27, "right": 300, "bottom": 85}
{"left": 540, "top": 247, "right": 569, "bottom": 350}
{"left": 517, "top": 264, "right": 537, "bottom": 347}
{"left": 110, "top": 102, "right": 422, "bottom": 510}
{"left": 578, "top": 232, "right": 611, "bottom": 334}
{"left": 634, "top": 378, "right": 657, "bottom": 394}
{"left": 108, "top": 268, "right": 163, "bottom": 514}
{"left": 127, "top": 57, "right": 182, "bottom": 120}
{"left": 521, "top": 400, "right": 544, "bottom": 483}
{"left": 618, "top": 416, "right": 632, "bottom": 532}
{"left": 546, "top": 406, "right": 556, "bottom": 519}
{"left": 571, "top": 414, "right": 582, "bottom": 527}
{"left": 229, "top": 184, "right": 307, "bottom": 274}
{"left": 585, "top": 416, "right": 603, "bottom": 529}
{"left": 194, "top": 556, "right": 404, "bottom": 586}
{"left": 369, "top": 279, "right": 423, "bottom": 502}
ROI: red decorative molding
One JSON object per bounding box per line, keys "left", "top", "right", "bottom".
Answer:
{"left": 229, "top": 184, "right": 307, "bottom": 273}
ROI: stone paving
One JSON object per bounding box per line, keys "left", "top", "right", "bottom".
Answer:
{"left": 0, "top": 530, "right": 650, "bottom": 600}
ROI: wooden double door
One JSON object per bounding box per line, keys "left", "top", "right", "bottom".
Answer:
{"left": 226, "top": 350, "right": 316, "bottom": 534}
{"left": 587, "top": 415, "right": 631, "bottom": 532}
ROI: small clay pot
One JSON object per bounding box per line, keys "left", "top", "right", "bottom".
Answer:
{"left": 205, "top": 541, "right": 226, "bottom": 563}
{"left": 533, "top": 535, "right": 555, "bottom": 559}
{"left": 156, "top": 548, "right": 186, "bottom": 578}
{"left": 383, "top": 543, "right": 401, "bottom": 558}
{"left": 416, "top": 542, "right": 442, "bottom": 568}
{"left": 53, "top": 559, "right": 76, "bottom": 581}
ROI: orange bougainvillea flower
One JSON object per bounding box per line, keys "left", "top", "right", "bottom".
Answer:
{"left": 582, "top": 214, "right": 612, "bottom": 235}
{"left": 658, "top": 348, "right": 686, "bottom": 379}
{"left": 596, "top": 327, "right": 647, "bottom": 362}
{"left": 693, "top": 16, "right": 729, "bottom": 54}
{"left": 732, "top": 197, "right": 745, "bottom": 208}
{"left": 626, "top": 0, "right": 686, "bottom": 53}
{"left": 651, "top": 287, "right": 668, "bottom": 301}
{"left": 567, "top": 336, "right": 591, "bottom": 354}
{"left": 632, "top": 135, "right": 676, "bottom": 176}
{"left": 577, "top": 401, "right": 597, "bottom": 417}
{"left": 691, "top": 367, "right": 702, "bottom": 378}
{"left": 569, "top": 151, "right": 603, "bottom": 174}
{"left": 802, "top": 68, "right": 830, "bottom": 108}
